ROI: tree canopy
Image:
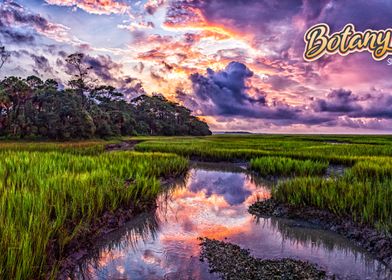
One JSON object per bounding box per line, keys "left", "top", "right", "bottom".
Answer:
{"left": 0, "top": 52, "right": 211, "bottom": 139}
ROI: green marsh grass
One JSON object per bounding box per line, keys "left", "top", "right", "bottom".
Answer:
{"left": 0, "top": 149, "right": 187, "bottom": 279}
{"left": 134, "top": 135, "right": 392, "bottom": 233}
{"left": 134, "top": 135, "right": 392, "bottom": 164}
{"left": 273, "top": 173, "right": 392, "bottom": 232}
{"left": 3, "top": 135, "right": 392, "bottom": 278}
{"left": 250, "top": 156, "right": 328, "bottom": 177}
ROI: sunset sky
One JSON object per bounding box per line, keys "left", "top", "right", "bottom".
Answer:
{"left": 1, "top": 0, "right": 392, "bottom": 133}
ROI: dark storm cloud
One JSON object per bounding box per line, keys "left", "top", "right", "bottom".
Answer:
{"left": 185, "top": 61, "right": 392, "bottom": 128}
{"left": 64, "top": 53, "right": 123, "bottom": 82}
{"left": 83, "top": 54, "right": 123, "bottom": 82}
{"left": 0, "top": 1, "right": 58, "bottom": 33}
{"left": 187, "top": 62, "right": 307, "bottom": 120}
{"left": 312, "top": 89, "right": 363, "bottom": 113}
{"left": 30, "top": 54, "right": 53, "bottom": 74}
{"left": 311, "top": 89, "right": 392, "bottom": 120}
{"left": 191, "top": 61, "right": 263, "bottom": 105}
{"left": 350, "top": 94, "right": 392, "bottom": 119}
{"left": 117, "top": 76, "right": 146, "bottom": 98}
{"left": 0, "top": 28, "right": 35, "bottom": 44}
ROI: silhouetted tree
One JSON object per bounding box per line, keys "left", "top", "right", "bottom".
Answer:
{"left": 65, "top": 53, "right": 93, "bottom": 108}
{"left": 0, "top": 52, "right": 211, "bottom": 139}
{"left": 0, "top": 46, "right": 9, "bottom": 70}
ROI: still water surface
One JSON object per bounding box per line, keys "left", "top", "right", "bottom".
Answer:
{"left": 74, "top": 163, "right": 391, "bottom": 280}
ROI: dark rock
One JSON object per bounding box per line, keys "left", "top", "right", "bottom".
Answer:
{"left": 249, "top": 199, "right": 392, "bottom": 270}
{"left": 199, "top": 237, "right": 332, "bottom": 280}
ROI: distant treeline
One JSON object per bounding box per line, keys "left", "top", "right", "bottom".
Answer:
{"left": 0, "top": 53, "right": 211, "bottom": 139}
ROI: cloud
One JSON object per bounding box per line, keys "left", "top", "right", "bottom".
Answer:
{"left": 117, "top": 76, "right": 146, "bottom": 99}
{"left": 312, "top": 89, "right": 364, "bottom": 113}
{"left": 3, "top": 0, "right": 392, "bottom": 133}
{"left": 144, "top": 0, "right": 165, "bottom": 15}
{"left": 30, "top": 54, "right": 53, "bottom": 74}
{"left": 184, "top": 61, "right": 392, "bottom": 131}
{"left": 310, "top": 88, "right": 392, "bottom": 120}
{"left": 190, "top": 61, "right": 263, "bottom": 106}
{"left": 45, "top": 0, "right": 130, "bottom": 15}
{"left": 0, "top": 28, "right": 35, "bottom": 44}
{"left": 0, "top": 1, "right": 79, "bottom": 44}
{"left": 188, "top": 62, "right": 295, "bottom": 119}
{"left": 188, "top": 170, "right": 252, "bottom": 205}
{"left": 349, "top": 93, "right": 392, "bottom": 119}
{"left": 265, "top": 75, "right": 298, "bottom": 91}
{"left": 62, "top": 52, "right": 144, "bottom": 97}
{"left": 186, "top": 62, "right": 333, "bottom": 126}
{"left": 83, "top": 54, "right": 123, "bottom": 81}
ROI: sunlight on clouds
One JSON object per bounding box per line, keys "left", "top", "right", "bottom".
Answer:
{"left": 3, "top": 0, "right": 392, "bottom": 132}
{"left": 45, "top": 0, "right": 130, "bottom": 15}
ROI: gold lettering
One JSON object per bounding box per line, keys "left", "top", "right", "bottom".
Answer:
{"left": 327, "top": 35, "right": 340, "bottom": 52}
{"left": 374, "top": 31, "right": 392, "bottom": 60}
{"left": 304, "top": 23, "right": 329, "bottom": 61}
{"left": 303, "top": 23, "right": 392, "bottom": 62}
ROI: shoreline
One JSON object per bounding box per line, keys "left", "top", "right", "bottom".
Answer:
{"left": 249, "top": 199, "right": 392, "bottom": 269}
{"left": 199, "top": 237, "right": 333, "bottom": 280}
{"left": 46, "top": 198, "right": 157, "bottom": 279}
{"left": 45, "top": 167, "right": 187, "bottom": 279}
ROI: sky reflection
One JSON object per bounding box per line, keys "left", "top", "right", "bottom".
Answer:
{"left": 73, "top": 166, "right": 391, "bottom": 280}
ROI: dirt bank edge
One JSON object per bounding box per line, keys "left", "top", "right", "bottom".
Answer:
{"left": 249, "top": 199, "right": 392, "bottom": 269}
{"left": 46, "top": 173, "right": 187, "bottom": 279}
{"left": 199, "top": 237, "right": 332, "bottom": 280}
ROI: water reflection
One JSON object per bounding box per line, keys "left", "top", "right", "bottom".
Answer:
{"left": 72, "top": 165, "right": 391, "bottom": 280}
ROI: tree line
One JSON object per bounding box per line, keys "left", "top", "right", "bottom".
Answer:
{"left": 0, "top": 51, "right": 211, "bottom": 139}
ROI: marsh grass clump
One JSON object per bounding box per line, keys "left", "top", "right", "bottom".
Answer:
{"left": 273, "top": 173, "right": 392, "bottom": 232}
{"left": 0, "top": 149, "right": 188, "bottom": 279}
{"left": 250, "top": 156, "right": 328, "bottom": 177}
{"left": 350, "top": 158, "right": 392, "bottom": 180}
{"left": 0, "top": 141, "right": 107, "bottom": 155}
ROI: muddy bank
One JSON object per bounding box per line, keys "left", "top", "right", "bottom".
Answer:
{"left": 105, "top": 140, "right": 141, "bottom": 151}
{"left": 45, "top": 173, "right": 186, "bottom": 279}
{"left": 199, "top": 238, "right": 332, "bottom": 280}
{"left": 249, "top": 199, "right": 392, "bottom": 269}
{"left": 45, "top": 198, "right": 156, "bottom": 279}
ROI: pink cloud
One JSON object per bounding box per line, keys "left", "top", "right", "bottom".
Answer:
{"left": 45, "top": 0, "right": 129, "bottom": 15}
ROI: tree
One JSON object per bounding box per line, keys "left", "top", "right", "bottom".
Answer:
{"left": 0, "top": 52, "right": 211, "bottom": 139}
{"left": 90, "top": 85, "right": 123, "bottom": 103}
{"left": 65, "top": 53, "right": 92, "bottom": 108}
{"left": 0, "top": 77, "right": 33, "bottom": 137}
{"left": 132, "top": 94, "right": 211, "bottom": 136}
{"left": 0, "top": 46, "right": 9, "bottom": 71}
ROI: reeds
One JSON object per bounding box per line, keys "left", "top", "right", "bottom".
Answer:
{"left": 134, "top": 135, "right": 392, "bottom": 164}
{"left": 3, "top": 134, "right": 392, "bottom": 277}
{"left": 273, "top": 174, "right": 392, "bottom": 233}
{"left": 135, "top": 135, "right": 392, "bottom": 233}
{"left": 0, "top": 149, "right": 188, "bottom": 279}
{"left": 250, "top": 156, "right": 328, "bottom": 177}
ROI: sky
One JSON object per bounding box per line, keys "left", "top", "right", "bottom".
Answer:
{"left": 1, "top": 0, "right": 392, "bottom": 133}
